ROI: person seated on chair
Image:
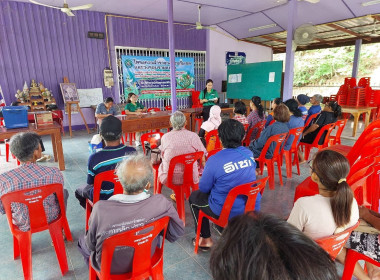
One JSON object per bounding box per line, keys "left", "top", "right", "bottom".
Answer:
{"left": 249, "top": 104, "right": 290, "bottom": 162}
{"left": 298, "top": 101, "right": 341, "bottom": 163}
{"left": 233, "top": 101, "right": 248, "bottom": 125}
{"left": 305, "top": 94, "right": 323, "bottom": 124}
{"left": 124, "top": 93, "right": 147, "bottom": 114}
{"left": 199, "top": 105, "right": 222, "bottom": 151}
{"left": 0, "top": 132, "right": 68, "bottom": 232}
{"left": 75, "top": 116, "right": 136, "bottom": 209}
{"left": 210, "top": 212, "right": 339, "bottom": 280}
{"left": 288, "top": 150, "right": 359, "bottom": 277}
{"left": 199, "top": 79, "right": 218, "bottom": 121}
{"left": 77, "top": 154, "right": 184, "bottom": 274}
{"left": 297, "top": 94, "right": 310, "bottom": 120}
{"left": 158, "top": 111, "right": 206, "bottom": 201}
{"left": 189, "top": 119, "right": 259, "bottom": 251}
{"left": 247, "top": 96, "right": 265, "bottom": 140}
{"left": 284, "top": 99, "right": 304, "bottom": 151}
{"left": 95, "top": 97, "right": 120, "bottom": 126}
{"left": 265, "top": 98, "right": 282, "bottom": 128}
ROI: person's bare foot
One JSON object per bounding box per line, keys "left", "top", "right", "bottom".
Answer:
{"left": 367, "top": 263, "right": 380, "bottom": 280}
{"left": 199, "top": 237, "right": 213, "bottom": 247}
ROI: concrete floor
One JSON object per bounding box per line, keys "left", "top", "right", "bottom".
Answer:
{"left": 0, "top": 119, "right": 360, "bottom": 280}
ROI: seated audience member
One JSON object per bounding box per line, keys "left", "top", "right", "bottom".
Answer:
{"left": 284, "top": 99, "right": 304, "bottom": 150}
{"left": 297, "top": 94, "right": 310, "bottom": 119}
{"left": 233, "top": 101, "right": 248, "bottom": 125}
{"left": 95, "top": 97, "right": 120, "bottom": 125}
{"left": 265, "top": 98, "right": 282, "bottom": 127}
{"left": 75, "top": 116, "right": 135, "bottom": 208}
{"left": 199, "top": 105, "right": 222, "bottom": 151}
{"left": 288, "top": 150, "right": 359, "bottom": 276}
{"left": 247, "top": 96, "right": 265, "bottom": 140}
{"left": 124, "top": 92, "right": 147, "bottom": 114}
{"left": 0, "top": 132, "right": 68, "bottom": 232}
{"left": 189, "top": 119, "right": 259, "bottom": 251}
{"left": 343, "top": 206, "right": 380, "bottom": 280}
{"left": 77, "top": 154, "right": 184, "bottom": 274}
{"left": 210, "top": 212, "right": 339, "bottom": 280}
{"left": 249, "top": 104, "right": 290, "bottom": 160}
{"left": 158, "top": 111, "right": 206, "bottom": 193}
{"left": 299, "top": 101, "right": 341, "bottom": 162}
{"left": 305, "top": 94, "right": 323, "bottom": 124}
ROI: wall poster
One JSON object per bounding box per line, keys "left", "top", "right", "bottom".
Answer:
{"left": 121, "top": 55, "right": 195, "bottom": 99}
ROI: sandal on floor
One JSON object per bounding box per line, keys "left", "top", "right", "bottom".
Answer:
{"left": 192, "top": 238, "right": 211, "bottom": 252}
{"left": 170, "top": 193, "right": 176, "bottom": 202}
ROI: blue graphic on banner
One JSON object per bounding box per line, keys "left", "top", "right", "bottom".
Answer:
{"left": 122, "top": 55, "right": 195, "bottom": 99}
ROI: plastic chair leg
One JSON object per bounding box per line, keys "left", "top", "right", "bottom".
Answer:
{"left": 62, "top": 218, "right": 73, "bottom": 242}
{"left": 13, "top": 235, "right": 20, "bottom": 260}
{"left": 18, "top": 232, "right": 33, "bottom": 280}
{"left": 294, "top": 151, "right": 301, "bottom": 175}
{"left": 173, "top": 188, "right": 186, "bottom": 226}
{"left": 194, "top": 211, "right": 204, "bottom": 254}
{"left": 284, "top": 151, "right": 292, "bottom": 178}
{"left": 49, "top": 224, "right": 69, "bottom": 275}
{"left": 267, "top": 161, "right": 275, "bottom": 190}
{"left": 5, "top": 141, "right": 9, "bottom": 162}
{"left": 304, "top": 146, "right": 311, "bottom": 161}
{"left": 85, "top": 201, "right": 92, "bottom": 231}
{"left": 151, "top": 257, "right": 164, "bottom": 280}
{"left": 277, "top": 159, "right": 283, "bottom": 186}
{"left": 89, "top": 264, "right": 98, "bottom": 280}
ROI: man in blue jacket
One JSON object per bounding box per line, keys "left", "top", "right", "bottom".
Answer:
{"left": 189, "top": 119, "right": 259, "bottom": 251}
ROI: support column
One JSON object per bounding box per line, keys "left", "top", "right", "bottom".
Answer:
{"left": 167, "top": 0, "right": 177, "bottom": 111}
{"left": 283, "top": 0, "right": 297, "bottom": 101}
{"left": 352, "top": 39, "right": 362, "bottom": 78}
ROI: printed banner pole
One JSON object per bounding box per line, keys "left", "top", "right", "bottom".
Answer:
{"left": 167, "top": 0, "right": 177, "bottom": 112}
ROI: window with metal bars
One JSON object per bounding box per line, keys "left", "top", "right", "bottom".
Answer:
{"left": 115, "top": 47, "right": 206, "bottom": 109}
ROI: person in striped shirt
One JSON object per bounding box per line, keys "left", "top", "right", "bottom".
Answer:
{"left": 0, "top": 132, "right": 68, "bottom": 232}
{"left": 75, "top": 116, "right": 136, "bottom": 208}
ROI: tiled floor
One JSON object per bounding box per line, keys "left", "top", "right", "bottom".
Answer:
{"left": 0, "top": 119, "right": 360, "bottom": 280}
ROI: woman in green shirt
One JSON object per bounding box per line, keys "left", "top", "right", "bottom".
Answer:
{"left": 199, "top": 79, "right": 218, "bottom": 121}
{"left": 124, "top": 93, "right": 147, "bottom": 114}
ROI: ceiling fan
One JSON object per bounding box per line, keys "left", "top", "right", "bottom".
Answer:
{"left": 187, "top": 5, "right": 216, "bottom": 31}
{"left": 29, "top": 0, "right": 93, "bottom": 16}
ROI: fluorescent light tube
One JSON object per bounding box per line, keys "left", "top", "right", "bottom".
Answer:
{"left": 249, "top": 23, "right": 277, "bottom": 32}
{"left": 362, "top": 0, "right": 380, "bottom": 6}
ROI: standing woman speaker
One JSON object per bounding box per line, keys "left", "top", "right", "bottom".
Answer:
{"left": 199, "top": 79, "right": 218, "bottom": 121}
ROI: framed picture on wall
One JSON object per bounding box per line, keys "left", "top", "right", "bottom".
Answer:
{"left": 60, "top": 83, "right": 79, "bottom": 102}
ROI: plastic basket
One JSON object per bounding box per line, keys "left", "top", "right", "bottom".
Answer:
{"left": 2, "top": 106, "right": 29, "bottom": 129}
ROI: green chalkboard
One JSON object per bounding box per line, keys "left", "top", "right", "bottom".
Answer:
{"left": 226, "top": 61, "right": 283, "bottom": 101}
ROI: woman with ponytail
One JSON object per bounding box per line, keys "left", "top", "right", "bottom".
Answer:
{"left": 199, "top": 79, "right": 218, "bottom": 121}
{"left": 299, "top": 101, "right": 342, "bottom": 162}
{"left": 288, "top": 150, "right": 358, "bottom": 239}
{"left": 247, "top": 96, "right": 265, "bottom": 140}
{"left": 283, "top": 99, "right": 304, "bottom": 151}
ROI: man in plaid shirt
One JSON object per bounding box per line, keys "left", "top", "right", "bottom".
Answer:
{"left": 0, "top": 132, "right": 68, "bottom": 232}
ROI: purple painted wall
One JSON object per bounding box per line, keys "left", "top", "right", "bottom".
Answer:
{"left": 0, "top": 1, "right": 206, "bottom": 128}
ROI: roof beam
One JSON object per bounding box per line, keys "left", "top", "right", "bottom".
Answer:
{"left": 314, "top": 37, "right": 335, "bottom": 46}
{"left": 260, "top": 35, "right": 286, "bottom": 44}
{"left": 327, "top": 23, "right": 371, "bottom": 41}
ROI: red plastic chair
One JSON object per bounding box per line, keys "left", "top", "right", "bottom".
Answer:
{"left": 269, "top": 119, "right": 275, "bottom": 126}
{"left": 305, "top": 113, "right": 320, "bottom": 127}
{"left": 283, "top": 127, "right": 303, "bottom": 178}
{"left": 85, "top": 170, "right": 124, "bottom": 230}
{"left": 191, "top": 90, "right": 202, "bottom": 108}
{"left": 299, "top": 122, "right": 336, "bottom": 161}
{"left": 316, "top": 221, "right": 359, "bottom": 260}
{"left": 205, "top": 129, "right": 222, "bottom": 151}
{"left": 1, "top": 184, "right": 73, "bottom": 280}
{"left": 148, "top": 107, "right": 160, "bottom": 112}
{"left": 89, "top": 216, "right": 170, "bottom": 280}
{"left": 256, "top": 132, "right": 287, "bottom": 189}
{"left": 140, "top": 131, "right": 164, "bottom": 192}
{"left": 243, "top": 120, "right": 266, "bottom": 146}
{"left": 342, "top": 249, "right": 380, "bottom": 280}
{"left": 194, "top": 177, "right": 268, "bottom": 254}
{"left": 329, "top": 119, "right": 348, "bottom": 146}
{"left": 165, "top": 105, "right": 172, "bottom": 111}
{"left": 156, "top": 151, "right": 204, "bottom": 225}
